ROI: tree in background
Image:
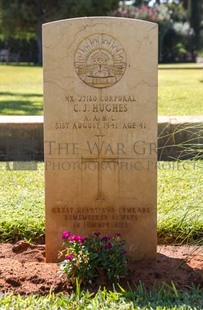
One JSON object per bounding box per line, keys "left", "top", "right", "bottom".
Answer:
{"left": 113, "top": 2, "right": 172, "bottom": 61}
{"left": 136, "top": 0, "right": 203, "bottom": 55}
{"left": 169, "top": 0, "right": 203, "bottom": 54}
{"left": 0, "top": 0, "right": 202, "bottom": 64}
{"left": 0, "top": 0, "right": 120, "bottom": 64}
{"left": 113, "top": 0, "right": 202, "bottom": 62}
{"left": 189, "top": 0, "right": 203, "bottom": 51}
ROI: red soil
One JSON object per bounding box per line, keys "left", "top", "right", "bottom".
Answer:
{"left": 0, "top": 241, "right": 202, "bottom": 295}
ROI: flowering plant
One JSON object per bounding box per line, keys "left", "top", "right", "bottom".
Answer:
{"left": 113, "top": 3, "right": 171, "bottom": 24}
{"left": 59, "top": 231, "right": 127, "bottom": 285}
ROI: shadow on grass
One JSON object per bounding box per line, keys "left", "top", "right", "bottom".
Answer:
{"left": 0, "top": 91, "right": 42, "bottom": 98}
{"left": 0, "top": 100, "right": 43, "bottom": 115}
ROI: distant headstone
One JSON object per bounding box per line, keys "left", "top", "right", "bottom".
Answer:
{"left": 43, "top": 17, "right": 158, "bottom": 263}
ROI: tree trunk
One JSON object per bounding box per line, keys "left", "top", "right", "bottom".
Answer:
{"left": 36, "top": 19, "right": 43, "bottom": 65}
{"left": 35, "top": 1, "right": 44, "bottom": 65}
{"left": 189, "top": 0, "right": 202, "bottom": 51}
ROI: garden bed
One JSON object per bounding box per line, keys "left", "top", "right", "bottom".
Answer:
{"left": 0, "top": 241, "right": 202, "bottom": 295}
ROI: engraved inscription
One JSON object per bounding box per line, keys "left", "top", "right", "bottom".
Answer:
{"left": 74, "top": 33, "right": 127, "bottom": 88}
{"left": 54, "top": 121, "right": 147, "bottom": 130}
{"left": 51, "top": 206, "right": 150, "bottom": 230}
{"left": 61, "top": 93, "right": 141, "bottom": 130}
{"left": 65, "top": 95, "right": 136, "bottom": 102}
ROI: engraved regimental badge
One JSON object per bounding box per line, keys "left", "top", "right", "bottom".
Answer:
{"left": 74, "top": 33, "right": 127, "bottom": 88}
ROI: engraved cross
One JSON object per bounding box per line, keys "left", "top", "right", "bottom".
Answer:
{"left": 81, "top": 134, "right": 119, "bottom": 201}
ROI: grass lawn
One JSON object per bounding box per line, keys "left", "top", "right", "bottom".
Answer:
{"left": 0, "top": 65, "right": 42, "bottom": 115}
{"left": 0, "top": 162, "right": 44, "bottom": 242}
{"left": 158, "top": 160, "right": 203, "bottom": 244}
{"left": 0, "top": 161, "right": 202, "bottom": 244}
{"left": 0, "top": 283, "right": 202, "bottom": 309}
{"left": 0, "top": 64, "right": 203, "bottom": 115}
{"left": 0, "top": 64, "right": 202, "bottom": 308}
{"left": 158, "top": 69, "right": 203, "bottom": 115}
{"left": 0, "top": 160, "right": 202, "bottom": 308}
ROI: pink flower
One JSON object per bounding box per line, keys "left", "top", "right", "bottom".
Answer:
{"left": 101, "top": 236, "right": 111, "bottom": 242}
{"left": 122, "top": 249, "right": 127, "bottom": 255}
{"left": 62, "top": 231, "right": 71, "bottom": 239}
{"left": 65, "top": 253, "right": 74, "bottom": 260}
{"left": 69, "top": 234, "right": 85, "bottom": 243}
{"left": 115, "top": 233, "right": 121, "bottom": 237}
{"left": 104, "top": 243, "right": 112, "bottom": 249}
{"left": 94, "top": 232, "right": 101, "bottom": 237}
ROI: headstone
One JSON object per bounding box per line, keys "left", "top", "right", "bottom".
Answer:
{"left": 43, "top": 17, "right": 158, "bottom": 263}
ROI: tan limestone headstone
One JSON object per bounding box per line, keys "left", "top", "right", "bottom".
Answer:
{"left": 43, "top": 17, "right": 158, "bottom": 263}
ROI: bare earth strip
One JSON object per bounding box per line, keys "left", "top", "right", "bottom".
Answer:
{"left": 0, "top": 242, "right": 202, "bottom": 295}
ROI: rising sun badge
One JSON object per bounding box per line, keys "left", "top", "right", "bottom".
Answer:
{"left": 74, "top": 33, "right": 127, "bottom": 88}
